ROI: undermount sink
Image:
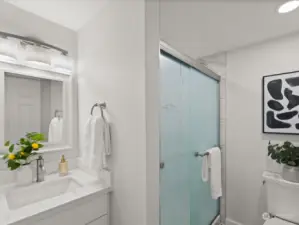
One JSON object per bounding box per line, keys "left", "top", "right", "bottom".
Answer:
{"left": 5, "top": 177, "right": 82, "bottom": 210}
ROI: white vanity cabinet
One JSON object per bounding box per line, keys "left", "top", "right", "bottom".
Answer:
{"left": 13, "top": 193, "right": 109, "bottom": 225}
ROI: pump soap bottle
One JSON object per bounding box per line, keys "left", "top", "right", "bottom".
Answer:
{"left": 59, "top": 155, "right": 68, "bottom": 176}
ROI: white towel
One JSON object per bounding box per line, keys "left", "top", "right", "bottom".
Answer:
{"left": 91, "top": 116, "right": 112, "bottom": 170}
{"left": 80, "top": 115, "right": 112, "bottom": 172}
{"left": 79, "top": 116, "right": 93, "bottom": 169}
{"left": 48, "top": 117, "right": 63, "bottom": 143}
{"left": 201, "top": 147, "right": 222, "bottom": 199}
{"left": 202, "top": 153, "right": 209, "bottom": 182}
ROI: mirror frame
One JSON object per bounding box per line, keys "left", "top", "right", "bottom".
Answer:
{"left": 0, "top": 61, "right": 77, "bottom": 158}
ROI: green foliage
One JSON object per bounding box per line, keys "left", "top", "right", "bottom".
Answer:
{"left": 7, "top": 160, "right": 20, "bottom": 170}
{"left": 268, "top": 141, "right": 299, "bottom": 167}
{"left": 9, "top": 144, "right": 14, "bottom": 153}
{"left": 3, "top": 132, "right": 45, "bottom": 170}
{"left": 26, "top": 132, "right": 45, "bottom": 142}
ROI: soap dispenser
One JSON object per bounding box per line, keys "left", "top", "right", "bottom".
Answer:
{"left": 59, "top": 155, "right": 68, "bottom": 176}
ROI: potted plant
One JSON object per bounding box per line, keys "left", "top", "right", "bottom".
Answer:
{"left": 2, "top": 132, "right": 44, "bottom": 186}
{"left": 268, "top": 141, "right": 299, "bottom": 183}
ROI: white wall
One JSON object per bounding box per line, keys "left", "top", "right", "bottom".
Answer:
{"left": 77, "top": 1, "right": 159, "bottom": 225}
{"left": 226, "top": 33, "right": 299, "bottom": 225}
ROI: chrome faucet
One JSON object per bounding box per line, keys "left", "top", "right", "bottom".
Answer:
{"left": 36, "top": 155, "right": 45, "bottom": 182}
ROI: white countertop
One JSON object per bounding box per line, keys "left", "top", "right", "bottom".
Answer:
{"left": 0, "top": 169, "right": 112, "bottom": 225}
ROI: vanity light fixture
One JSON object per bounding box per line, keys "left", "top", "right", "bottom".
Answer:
{"left": 24, "top": 45, "right": 51, "bottom": 69}
{"left": 0, "top": 37, "right": 18, "bottom": 64}
{"left": 51, "top": 53, "right": 74, "bottom": 75}
{"left": 0, "top": 31, "right": 73, "bottom": 75}
{"left": 278, "top": 0, "right": 299, "bottom": 13}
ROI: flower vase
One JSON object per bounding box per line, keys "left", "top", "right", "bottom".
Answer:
{"left": 282, "top": 165, "right": 299, "bottom": 183}
{"left": 16, "top": 164, "right": 33, "bottom": 186}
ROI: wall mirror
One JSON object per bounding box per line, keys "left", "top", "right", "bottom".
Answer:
{"left": 4, "top": 73, "right": 64, "bottom": 144}
{"left": 0, "top": 64, "right": 74, "bottom": 154}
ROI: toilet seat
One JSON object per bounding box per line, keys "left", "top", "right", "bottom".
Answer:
{"left": 264, "top": 218, "right": 296, "bottom": 225}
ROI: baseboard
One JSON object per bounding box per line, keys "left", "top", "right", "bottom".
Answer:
{"left": 226, "top": 218, "right": 244, "bottom": 225}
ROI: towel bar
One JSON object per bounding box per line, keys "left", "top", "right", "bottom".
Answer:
{"left": 194, "top": 146, "right": 220, "bottom": 157}
{"left": 194, "top": 152, "right": 209, "bottom": 157}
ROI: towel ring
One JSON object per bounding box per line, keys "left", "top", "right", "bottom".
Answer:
{"left": 90, "top": 102, "right": 107, "bottom": 118}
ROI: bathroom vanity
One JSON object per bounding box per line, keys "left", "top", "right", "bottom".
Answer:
{"left": 0, "top": 169, "right": 111, "bottom": 225}
{"left": 0, "top": 36, "right": 111, "bottom": 225}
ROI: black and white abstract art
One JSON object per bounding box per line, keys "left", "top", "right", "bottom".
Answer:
{"left": 263, "top": 71, "right": 299, "bottom": 134}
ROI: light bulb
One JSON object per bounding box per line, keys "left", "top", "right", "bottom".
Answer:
{"left": 0, "top": 37, "right": 18, "bottom": 64}
{"left": 278, "top": 0, "right": 299, "bottom": 14}
{"left": 51, "top": 53, "right": 73, "bottom": 75}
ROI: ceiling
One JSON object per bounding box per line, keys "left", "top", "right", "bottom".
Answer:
{"left": 5, "top": 0, "right": 299, "bottom": 59}
{"left": 4, "top": 0, "right": 107, "bottom": 31}
{"left": 160, "top": 0, "right": 299, "bottom": 59}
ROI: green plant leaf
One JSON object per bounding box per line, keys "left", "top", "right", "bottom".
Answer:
{"left": 19, "top": 138, "right": 25, "bottom": 145}
{"left": 38, "top": 144, "right": 44, "bottom": 148}
{"left": 2, "top": 154, "right": 8, "bottom": 160}
{"left": 9, "top": 144, "right": 14, "bottom": 153}
{"left": 26, "top": 132, "right": 45, "bottom": 142}
{"left": 268, "top": 141, "right": 299, "bottom": 167}
{"left": 4, "top": 141, "right": 10, "bottom": 147}
{"left": 7, "top": 160, "right": 20, "bottom": 170}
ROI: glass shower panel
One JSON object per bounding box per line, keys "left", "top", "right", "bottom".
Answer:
{"left": 159, "top": 52, "right": 220, "bottom": 225}
{"left": 187, "top": 68, "right": 220, "bottom": 225}
{"left": 160, "top": 54, "right": 190, "bottom": 225}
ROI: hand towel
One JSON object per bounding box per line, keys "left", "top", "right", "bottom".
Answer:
{"left": 90, "top": 116, "right": 111, "bottom": 171}
{"left": 201, "top": 147, "right": 222, "bottom": 199}
{"left": 202, "top": 153, "right": 209, "bottom": 182}
{"left": 48, "top": 117, "right": 63, "bottom": 143}
{"left": 79, "top": 116, "right": 93, "bottom": 169}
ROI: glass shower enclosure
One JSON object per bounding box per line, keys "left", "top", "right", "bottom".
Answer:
{"left": 159, "top": 50, "right": 220, "bottom": 225}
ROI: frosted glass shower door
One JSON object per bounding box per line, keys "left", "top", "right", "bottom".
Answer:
{"left": 187, "top": 68, "right": 220, "bottom": 225}
{"left": 159, "top": 54, "right": 191, "bottom": 225}
{"left": 159, "top": 52, "right": 220, "bottom": 225}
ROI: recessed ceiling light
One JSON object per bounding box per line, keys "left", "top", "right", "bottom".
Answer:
{"left": 278, "top": 0, "right": 299, "bottom": 14}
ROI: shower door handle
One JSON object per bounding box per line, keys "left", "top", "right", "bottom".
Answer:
{"left": 160, "top": 162, "right": 165, "bottom": 169}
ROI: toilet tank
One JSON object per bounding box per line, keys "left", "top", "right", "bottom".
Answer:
{"left": 263, "top": 171, "right": 299, "bottom": 223}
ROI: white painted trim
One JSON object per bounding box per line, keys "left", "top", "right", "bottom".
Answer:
{"left": 0, "top": 61, "right": 69, "bottom": 80}
{"left": 226, "top": 218, "right": 244, "bottom": 225}
{"left": 0, "top": 61, "right": 78, "bottom": 174}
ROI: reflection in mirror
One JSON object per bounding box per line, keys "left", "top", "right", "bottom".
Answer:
{"left": 4, "top": 73, "right": 64, "bottom": 144}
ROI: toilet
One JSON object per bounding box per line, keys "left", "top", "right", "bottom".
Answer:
{"left": 263, "top": 171, "right": 299, "bottom": 225}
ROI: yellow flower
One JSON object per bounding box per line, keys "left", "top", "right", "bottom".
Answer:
{"left": 32, "top": 143, "right": 39, "bottom": 150}
{"left": 8, "top": 154, "right": 15, "bottom": 160}
{"left": 20, "top": 151, "right": 25, "bottom": 156}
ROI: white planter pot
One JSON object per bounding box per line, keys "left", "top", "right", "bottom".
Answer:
{"left": 282, "top": 165, "right": 299, "bottom": 183}
{"left": 16, "top": 164, "right": 33, "bottom": 186}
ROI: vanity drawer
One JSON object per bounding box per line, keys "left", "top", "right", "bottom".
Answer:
{"left": 86, "top": 215, "right": 108, "bottom": 225}
{"left": 26, "top": 194, "right": 108, "bottom": 225}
